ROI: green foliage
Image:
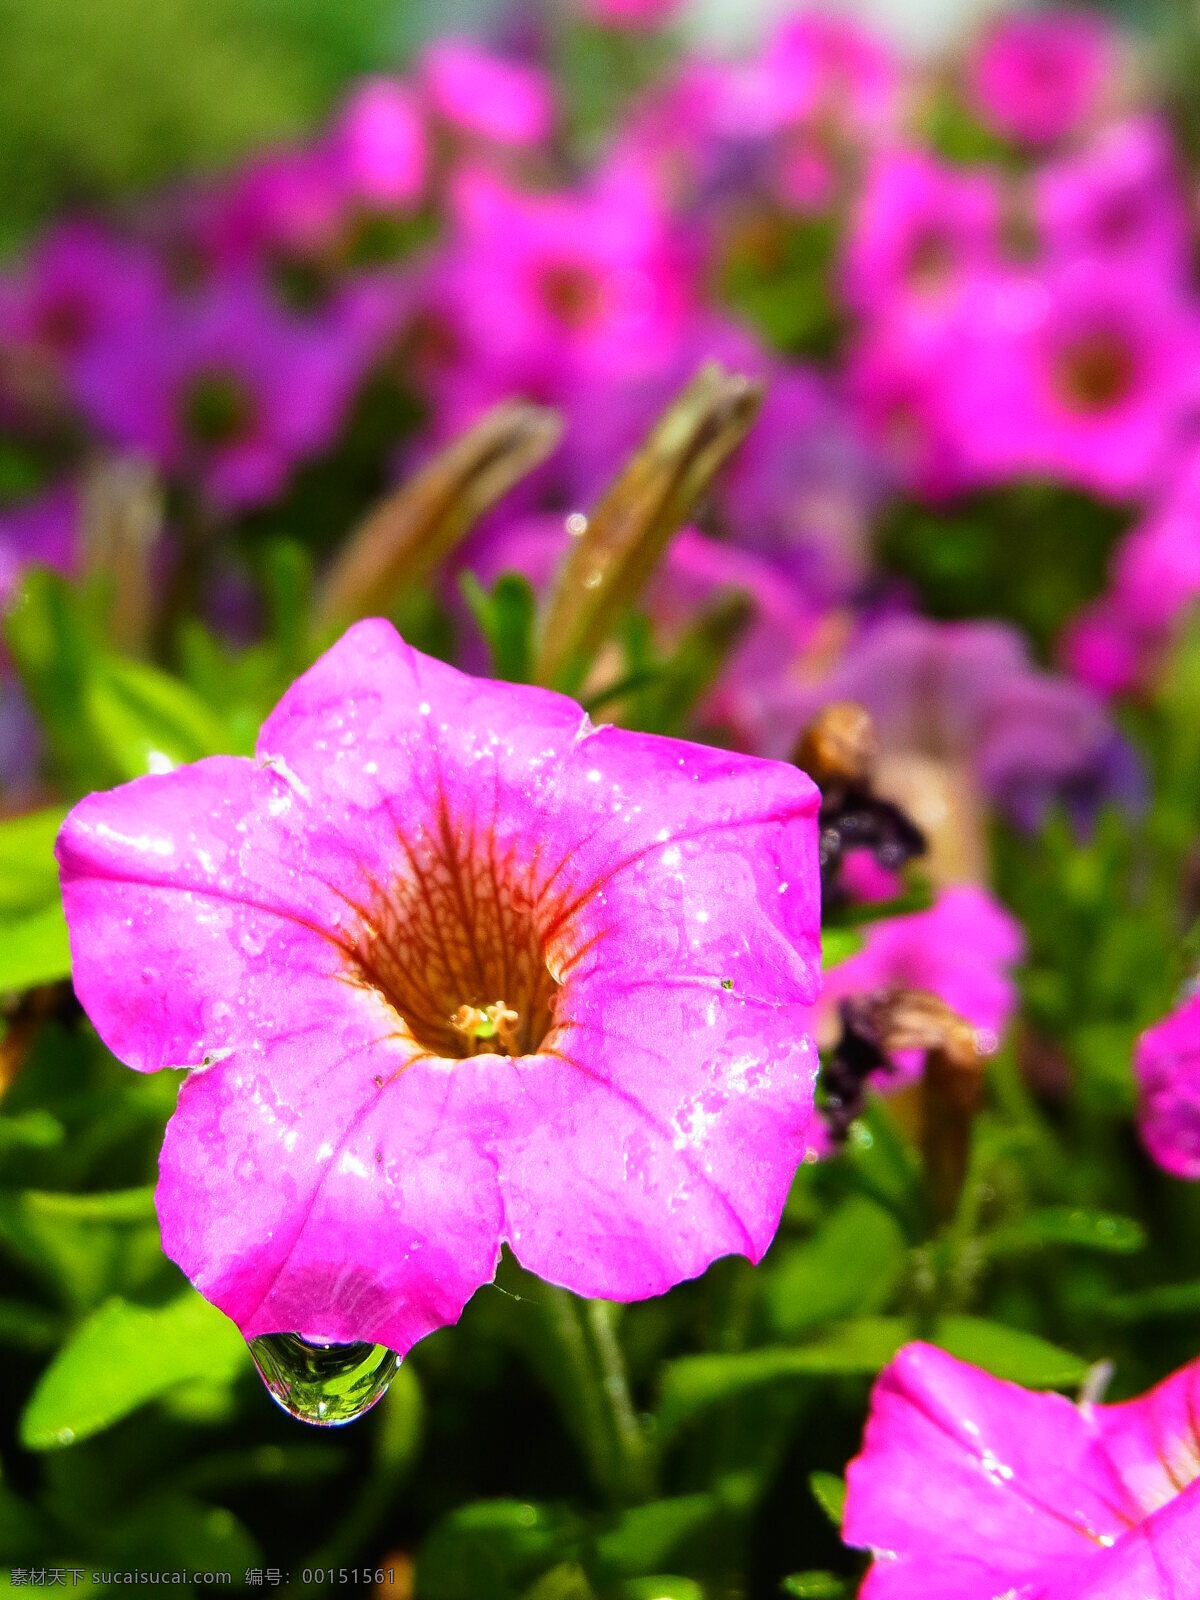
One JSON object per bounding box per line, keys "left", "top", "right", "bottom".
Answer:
{"left": 0, "top": 806, "right": 70, "bottom": 991}
{"left": 21, "top": 1291, "right": 248, "bottom": 1448}
{"left": 0, "top": 0, "right": 395, "bottom": 249}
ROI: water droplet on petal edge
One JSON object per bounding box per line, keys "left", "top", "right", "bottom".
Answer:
{"left": 248, "top": 1332, "right": 398, "bottom": 1426}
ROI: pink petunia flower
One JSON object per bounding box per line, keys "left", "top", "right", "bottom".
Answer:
{"left": 420, "top": 38, "right": 555, "bottom": 150}
{"left": 56, "top": 620, "right": 822, "bottom": 1352}
{"left": 1135, "top": 995, "right": 1200, "bottom": 1181}
{"left": 844, "top": 1341, "right": 1200, "bottom": 1598}
{"left": 821, "top": 885, "right": 1023, "bottom": 1084}
{"left": 965, "top": 10, "right": 1117, "bottom": 150}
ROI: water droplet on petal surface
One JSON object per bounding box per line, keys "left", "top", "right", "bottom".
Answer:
{"left": 248, "top": 1333, "right": 398, "bottom": 1426}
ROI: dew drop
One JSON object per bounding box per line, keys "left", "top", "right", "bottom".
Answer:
{"left": 248, "top": 1333, "right": 398, "bottom": 1426}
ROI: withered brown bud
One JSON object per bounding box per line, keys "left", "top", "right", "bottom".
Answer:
{"left": 793, "top": 700, "right": 878, "bottom": 788}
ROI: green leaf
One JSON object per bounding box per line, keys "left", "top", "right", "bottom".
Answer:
{"left": 933, "top": 1317, "right": 1088, "bottom": 1388}
{"left": 658, "top": 1319, "right": 909, "bottom": 1437}
{"left": 0, "top": 1186, "right": 162, "bottom": 1311}
{"left": 597, "top": 1495, "right": 717, "bottom": 1577}
{"left": 808, "top": 1473, "right": 846, "bottom": 1531}
{"left": 620, "top": 1582, "right": 704, "bottom": 1600}
{"left": 781, "top": 1574, "right": 847, "bottom": 1598}
{"left": 522, "top": 1564, "right": 597, "bottom": 1600}
{"left": 820, "top": 927, "right": 864, "bottom": 969}
{"left": 20, "top": 1290, "right": 248, "bottom": 1448}
{"left": 0, "top": 805, "right": 70, "bottom": 991}
{"left": 0, "top": 1109, "right": 64, "bottom": 1152}
{"left": 1106, "top": 1280, "right": 1200, "bottom": 1323}
{"left": 984, "top": 1207, "right": 1145, "bottom": 1259}
{"left": 765, "top": 1197, "right": 905, "bottom": 1338}
{"left": 417, "top": 1501, "right": 583, "bottom": 1600}
{"left": 87, "top": 654, "right": 230, "bottom": 780}
{"left": 7, "top": 569, "right": 230, "bottom": 789}
{"left": 461, "top": 570, "right": 537, "bottom": 683}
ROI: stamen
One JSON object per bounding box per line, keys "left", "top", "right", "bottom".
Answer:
{"left": 451, "top": 1000, "right": 521, "bottom": 1055}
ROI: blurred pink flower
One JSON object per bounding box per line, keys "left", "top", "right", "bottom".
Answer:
{"left": 951, "top": 263, "right": 1197, "bottom": 501}
{"left": 330, "top": 78, "right": 428, "bottom": 212}
{"left": 442, "top": 162, "right": 694, "bottom": 392}
{"left": 1034, "top": 117, "right": 1190, "bottom": 282}
{"left": 822, "top": 885, "right": 1023, "bottom": 1082}
{"left": 74, "top": 279, "right": 366, "bottom": 510}
{"left": 844, "top": 1341, "right": 1200, "bottom": 1598}
{"left": 841, "top": 147, "right": 1002, "bottom": 318}
{"left": 1135, "top": 995, "right": 1200, "bottom": 1181}
{"left": 56, "top": 620, "right": 821, "bottom": 1351}
{"left": 420, "top": 38, "right": 554, "bottom": 149}
{"left": 965, "top": 10, "right": 1116, "bottom": 149}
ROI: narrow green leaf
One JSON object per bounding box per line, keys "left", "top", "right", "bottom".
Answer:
{"left": 597, "top": 1495, "right": 717, "bottom": 1576}
{"left": 460, "top": 570, "right": 537, "bottom": 683}
{"left": 808, "top": 1473, "right": 846, "bottom": 1531}
{"left": 933, "top": 1317, "right": 1088, "bottom": 1388}
{"left": 20, "top": 1291, "right": 248, "bottom": 1448}
{"left": 984, "top": 1207, "right": 1145, "bottom": 1259}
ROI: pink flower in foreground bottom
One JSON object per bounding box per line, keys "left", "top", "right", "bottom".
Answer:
{"left": 1135, "top": 995, "right": 1200, "bottom": 1180}
{"left": 56, "top": 621, "right": 821, "bottom": 1353}
{"left": 845, "top": 1342, "right": 1200, "bottom": 1599}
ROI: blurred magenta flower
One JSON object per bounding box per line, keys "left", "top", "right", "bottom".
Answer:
{"left": 821, "top": 885, "right": 1023, "bottom": 1084}
{"left": 950, "top": 262, "right": 1197, "bottom": 500}
{"left": 0, "top": 485, "right": 77, "bottom": 608}
{"left": 330, "top": 78, "right": 428, "bottom": 213}
{"left": 56, "top": 620, "right": 822, "bottom": 1351}
{"left": 965, "top": 10, "right": 1116, "bottom": 149}
{"left": 74, "top": 279, "right": 366, "bottom": 511}
{"left": 1033, "top": 116, "right": 1190, "bottom": 282}
{"left": 844, "top": 1340, "right": 1200, "bottom": 1598}
{"left": 420, "top": 38, "right": 555, "bottom": 150}
{"left": 442, "top": 162, "right": 694, "bottom": 393}
{"left": 841, "top": 147, "right": 1002, "bottom": 319}
{"left": 1135, "top": 995, "right": 1200, "bottom": 1180}
{"left": 0, "top": 221, "right": 165, "bottom": 400}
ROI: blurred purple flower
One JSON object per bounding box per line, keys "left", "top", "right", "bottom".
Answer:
{"left": 75, "top": 280, "right": 366, "bottom": 511}
{"left": 845, "top": 1341, "right": 1200, "bottom": 1599}
{"left": 0, "top": 485, "right": 77, "bottom": 608}
{"left": 1033, "top": 116, "right": 1191, "bottom": 282}
{"left": 950, "top": 262, "right": 1198, "bottom": 501}
{"left": 794, "top": 614, "right": 1139, "bottom": 829}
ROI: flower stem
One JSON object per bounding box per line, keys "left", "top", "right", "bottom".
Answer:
{"left": 538, "top": 1284, "right": 653, "bottom": 1506}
